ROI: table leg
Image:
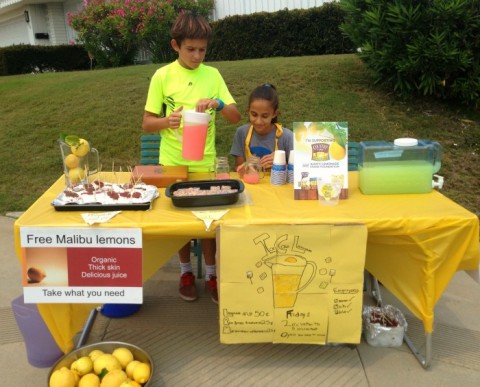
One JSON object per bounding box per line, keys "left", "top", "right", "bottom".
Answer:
{"left": 366, "top": 273, "right": 432, "bottom": 369}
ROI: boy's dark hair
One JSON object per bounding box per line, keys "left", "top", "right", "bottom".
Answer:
{"left": 248, "top": 83, "right": 279, "bottom": 123}
{"left": 171, "top": 13, "right": 212, "bottom": 46}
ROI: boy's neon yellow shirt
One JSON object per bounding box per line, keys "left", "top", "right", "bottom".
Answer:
{"left": 145, "top": 60, "right": 236, "bottom": 172}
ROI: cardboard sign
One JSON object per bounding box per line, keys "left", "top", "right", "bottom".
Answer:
{"left": 293, "top": 122, "right": 349, "bottom": 200}
{"left": 20, "top": 227, "right": 142, "bottom": 303}
{"left": 218, "top": 224, "right": 367, "bottom": 345}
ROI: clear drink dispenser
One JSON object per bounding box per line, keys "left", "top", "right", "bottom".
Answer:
{"left": 359, "top": 138, "right": 443, "bottom": 194}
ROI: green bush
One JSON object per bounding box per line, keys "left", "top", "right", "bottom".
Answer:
{"left": 340, "top": 0, "right": 480, "bottom": 106}
{"left": 0, "top": 45, "right": 90, "bottom": 76}
{"left": 208, "top": 4, "right": 355, "bottom": 61}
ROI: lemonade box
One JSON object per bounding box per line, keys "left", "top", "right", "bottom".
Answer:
{"left": 358, "top": 138, "right": 442, "bottom": 194}
{"left": 293, "top": 122, "right": 349, "bottom": 200}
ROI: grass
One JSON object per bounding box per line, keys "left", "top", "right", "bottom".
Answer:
{"left": 0, "top": 54, "right": 479, "bottom": 215}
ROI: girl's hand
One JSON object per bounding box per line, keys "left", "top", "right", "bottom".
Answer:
{"left": 196, "top": 99, "right": 219, "bottom": 112}
{"left": 167, "top": 106, "right": 183, "bottom": 129}
{"left": 260, "top": 153, "right": 274, "bottom": 170}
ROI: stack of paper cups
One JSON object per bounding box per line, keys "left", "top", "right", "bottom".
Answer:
{"left": 287, "top": 150, "right": 294, "bottom": 184}
{"left": 271, "top": 150, "right": 287, "bottom": 185}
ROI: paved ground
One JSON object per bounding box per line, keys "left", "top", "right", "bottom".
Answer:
{"left": 1, "top": 214, "right": 480, "bottom": 386}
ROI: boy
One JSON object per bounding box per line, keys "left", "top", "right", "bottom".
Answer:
{"left": 142, "top": 13, "right": 241, "bottom": 303}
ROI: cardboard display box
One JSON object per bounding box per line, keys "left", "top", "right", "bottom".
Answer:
{"left": 131, "top": 165, "right": 188, "bottom": 187}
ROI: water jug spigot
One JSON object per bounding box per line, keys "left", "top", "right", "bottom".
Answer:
{"left": 432, "top": 174, "right": 444, "bottom": 190}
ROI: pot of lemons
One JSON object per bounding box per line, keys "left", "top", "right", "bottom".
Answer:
{"left": 48, "top": 341, "right": 153, "bottom": 387}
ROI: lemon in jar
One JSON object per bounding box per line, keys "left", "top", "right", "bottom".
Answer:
{"left": 71, "top": 138, "right": 91, "bottom": 157}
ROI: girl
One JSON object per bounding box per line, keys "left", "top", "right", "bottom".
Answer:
{"left": 230, "top": 84, "right": 293, "bottom": 174}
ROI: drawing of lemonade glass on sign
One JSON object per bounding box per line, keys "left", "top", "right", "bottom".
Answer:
{"left": 293, "top": 122, "right": 348, "bottom": 200}
{"left": 262, "top": 255, "right": 317, "bottom": 308}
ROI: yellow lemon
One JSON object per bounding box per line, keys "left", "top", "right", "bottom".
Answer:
{"left": 71, "top": 138, "right": 90, "bottom": 157}
{"left": 64, "top": 153, "right": 80, "bottom": 169}
{"left": 330, "top": 141, "right": 346, "bottom": 161}
{"left": 89, "top": 349, "right": 105, "bottom": 362}
{"left": 112, "top": 347, "right": 134, "bottom": 369}
{"left": 71, "top": 356, "right": 93, "bottom": 376}
{"left": 79, "top": 373, "right": 100, "bottom": 387}
{"left": 132, "top": 362, "right": 151, "bottom": 384}
{"left": 119, "top": 380, "right": 142, "bottom": 387}
{"left": 125, "top": 360, "right": 140, "bottom": 379}
{"left": 100, "top": 369, "right": 127, "bottom": 387}
{"left": 68, "top": 167, "right": 86, "bottom": 183}
{"left": 93, "top": 353, "right": 122, "bottom": 375}
{"left": 49, "top": 366, "right": 76, "bottom": 387}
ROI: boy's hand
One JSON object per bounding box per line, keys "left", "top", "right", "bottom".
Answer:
{"left": 167, "top": 106, "right": 183, "bottom": 129}
{"left": 195, "top": 99, "right": 218, "bottom": 112}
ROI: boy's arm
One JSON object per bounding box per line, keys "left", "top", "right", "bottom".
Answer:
{"left": 142, "top": 107, "right": 183, "bottom": 132}
{"left": 195, "top": 99, "right": 241, "bottom": 124}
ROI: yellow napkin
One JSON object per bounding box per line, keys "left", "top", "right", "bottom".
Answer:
{"left": 192, "top": 209, "right": 230, "bottom": 231}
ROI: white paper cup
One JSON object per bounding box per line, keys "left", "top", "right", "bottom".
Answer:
{"left": 273, "top": 150, "right": 286, "bottom": 165}
{"left": 288, "top": 150, "right": 295, "bottom": 165}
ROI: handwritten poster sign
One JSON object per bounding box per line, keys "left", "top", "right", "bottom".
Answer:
{"left": 218, "top": 224, "right": 367, "bottom": 344}
{"left": 20, "top": 227, "right": 142, "bottom": 304}
{"left": 293, "top": 122, "right": 349, "bottom": 200}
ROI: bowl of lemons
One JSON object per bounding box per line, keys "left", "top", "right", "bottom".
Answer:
{"left": 48, "top": 341, "right": 153, "bottom": 387}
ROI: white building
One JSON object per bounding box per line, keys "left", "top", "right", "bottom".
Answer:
{"left": 0, "top": 0, "right": 331, "bottom": 48}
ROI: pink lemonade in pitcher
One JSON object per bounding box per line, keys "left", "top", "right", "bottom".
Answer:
{"left": 182, "top": 124, "right": 208, "bottom": 160}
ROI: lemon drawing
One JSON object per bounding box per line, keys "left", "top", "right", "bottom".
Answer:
{"left": 49, "top": 366, "right": 76, "bottom": 387}
{"left": 112, "top": 347, "right": 134, "bottom": 369}
{"left": 329, "top": 141, "right": 346, "bottom": 161}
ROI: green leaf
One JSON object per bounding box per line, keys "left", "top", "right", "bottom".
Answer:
{"left": 64, "top": 135, "right": 80, "bottom": 146}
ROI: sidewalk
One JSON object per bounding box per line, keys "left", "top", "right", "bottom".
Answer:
{"left": 1, "top": 214, "right": 479, "bottom": 386}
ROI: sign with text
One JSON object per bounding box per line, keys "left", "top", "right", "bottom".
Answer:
{"left": 20, "top": 227, "right": 142, "bottom": 304}
{"left": 218, "top": 224, "right": 367, "bottom": 345}
{"left": 293, "top": 122, "right": 349, "bottom": 200}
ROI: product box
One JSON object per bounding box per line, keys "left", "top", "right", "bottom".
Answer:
{"left": 131, "top": 165, "right": 188, "bottom": 188}
{"left": 293, "top": 122, "right": 349, "bottom": 200}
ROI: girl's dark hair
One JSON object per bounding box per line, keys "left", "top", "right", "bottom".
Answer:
{"left": 171, "top": 13, "right": 212, "bottom": 46}
{"left": 248, "top": 83, "right": 279, "bottom": 123}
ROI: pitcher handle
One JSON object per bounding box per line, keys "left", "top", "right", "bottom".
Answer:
{"left": 87, "top": 148, "right": 100, "bottom": 176}
{"left": 296, "top": 261, "right": 317, "bottom": 293}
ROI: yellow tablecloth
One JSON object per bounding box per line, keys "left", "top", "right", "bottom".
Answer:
{"left": 14, "top": 172, "right": 479, "bottom": 352}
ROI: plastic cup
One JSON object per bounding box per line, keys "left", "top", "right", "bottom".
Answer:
{"left": 288, "top": 150, "right": 295, "bottom": 165}
{"left": 182, "top": 110, "right": 211, "bottom": 161}
{"left": 317, "top": 178, "right": 341, "bottom": 206}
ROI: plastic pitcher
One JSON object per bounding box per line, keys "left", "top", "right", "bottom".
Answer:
{"left": 180, "top": 110, "right": 211, "bottom": 161}
{"left": 11, "top": 295, "right": 64, "bottom": 367}
{"left": 58, "top": 139, "right": 99, "bottom": 187}
{"left": 359, "top": 138, "right": 442, "bottom": 194}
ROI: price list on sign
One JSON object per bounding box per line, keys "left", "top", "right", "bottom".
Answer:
{"left": 20, "top": 227, "right": 143, "bottom": 304}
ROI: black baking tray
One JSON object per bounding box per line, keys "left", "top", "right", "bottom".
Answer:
{"left": 52, "top": 202, "right": 152, "bottom": 211}
{"left": 165, "top": 179, "right": 244, "bottom": 208}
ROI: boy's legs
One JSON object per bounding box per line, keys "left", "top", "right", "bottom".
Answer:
{"left": 178, "top": 238, "right": 217, "bottom": 303}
